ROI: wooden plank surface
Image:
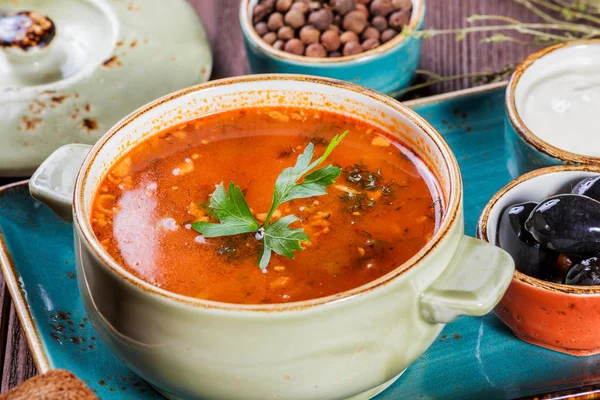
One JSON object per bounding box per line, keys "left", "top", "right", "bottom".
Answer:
{"left": 0, "top": 0, "right": 544, "bottom": 392}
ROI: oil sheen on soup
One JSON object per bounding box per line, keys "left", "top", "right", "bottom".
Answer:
{"left": 91, "top": 107, "right": 444, "bottom": 304}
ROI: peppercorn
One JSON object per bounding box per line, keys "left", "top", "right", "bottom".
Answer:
{"left": 306, "top": 43, "right": 327, "bottom": 57}
{"left": 278, "top": 26, "right": 295, "bottom": 40}
{"left": 273, "top": 39, "right": 285, "bottom": 50}
{"left": 343, "top": 41, "right": 362, "bottom": 56}
{"left": 268, "top": 12, "right": 285, "bottom": 30}
{"left": 263, "top": 32, "right": 277, "bottom": 44}
{"left": 321, "top": 30, "right": 341, "bottom": 51}
{"left": 343, "top": 10, "right": 367, "bottom": 34}
{"left": 380, "top": 28, "right": 397, "bottom": 43}
{"left": 309, "top": 9, "right": 334, "bottom": 31}
{"left": 276, "top": 0, "right": 293, "bottom": 12}
{"left": 388, "top": 9, "right": 410, "bottom": 30}
{"left": 284, "top": 8, "right": 306, "bottom": 28}
{"left": 285, "top": 38, "right": 305, "bottom": 55}
{"left": 299, "top": 25, "right": 321, "bottom": 44}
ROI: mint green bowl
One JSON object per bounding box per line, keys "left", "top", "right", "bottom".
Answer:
{"left": 239, "top": 0, "right": 425, "bottom": 95}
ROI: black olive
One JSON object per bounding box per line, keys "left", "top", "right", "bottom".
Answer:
{"left": 572, "top": 175, "right": 600, "bottom": 202}
{"left": 525, "top": 194, "right": 600, "bottom": 254}
{"left": 564, "top": 257, "right": 600, "bottom": 286}
{"left": 498, "top": 201, "right": 559, "bottom": 279}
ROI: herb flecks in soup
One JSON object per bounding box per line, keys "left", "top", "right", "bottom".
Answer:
{"left": 193, "top": 132, "right": 347, "bottom": 269}
{"left": 91, "top": 107, "right": 443, "bottom": 304}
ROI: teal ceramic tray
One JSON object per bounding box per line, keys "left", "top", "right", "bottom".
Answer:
{"left": 1, "top": 82, "right": 598, "bottom": 399}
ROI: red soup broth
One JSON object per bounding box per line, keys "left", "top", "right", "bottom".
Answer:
{"left": 91, "top": 107, "right": 444, "bottom": 304}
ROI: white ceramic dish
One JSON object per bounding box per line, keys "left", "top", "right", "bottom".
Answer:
{"left": 29, "top": 75, "right": 514, "bottom": 400}
{"left": 505, "top": 40, "right": 600, "bottom": 177}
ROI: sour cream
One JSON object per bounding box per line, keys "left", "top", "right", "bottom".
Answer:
{"left": 515, "top": 43, "right": 600, "bottom": 157}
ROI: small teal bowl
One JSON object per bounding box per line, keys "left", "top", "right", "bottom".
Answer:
{"left": 239, "top": 0, "right": 425, "bottom": 95}
{"left": 505, "top": 40, "right": 600, "bottom": 178}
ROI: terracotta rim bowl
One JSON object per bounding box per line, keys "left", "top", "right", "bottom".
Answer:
{"left": 477, "top": 165, "right": 600, "bottom": 356}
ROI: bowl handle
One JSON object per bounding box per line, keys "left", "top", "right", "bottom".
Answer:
{"left": 419, "top": 236, "right": 514, "bottom": 324}
{"left": 29, "top": 144, "right": 92, "bottom": 223}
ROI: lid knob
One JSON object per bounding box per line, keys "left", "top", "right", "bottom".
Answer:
{"left": 1, "top": 11, "right": 55, "bottom": 49}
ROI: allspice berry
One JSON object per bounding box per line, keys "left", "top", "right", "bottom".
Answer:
{"left": 333, "top": 0, "right": 357, "bottom": 15}
{"left": 299, "top": 25, "right": 321, "bottom": 44}
{"left": 309, "top": 9, "right": 334, "bottom": 31}
{"left": 355, "top": 4, "right": 369, "bottom": 18}
{"left": 252, "top": 0, "right": 411, "bottom": 58}
{"left": 342, "top": 41, "right": 362, "bottom": 56}
{"left": 255, "top": 21, "right": 269, "bottom": 36}
{"left": 285, "top": 38, "right": 305, "bottom": 55}
{"left": 371, "top": 15, "right": 388, "bottom": 32}
{"left": 306, "top": 43, "right": 327, "bottom": 57}
{"left": 343, "top": 11, "right": 367, "bottom": 34}
{"left": 362, "top": 38, "right": 380, "bottom": 50}
{"left": 290, "top": 1, "right": 309, "bottom": 14}
{"left": 253, "top": 4, "right": 270, "bottom": 23}
{"left": 308, "top": 1, "right": 322, "bottom": 11}
{"left": 389, "top": 10, "right": 410, "bottom": 30}
{"left": 284, "top": 8, "right": 306, "bottom": 28}
{"left": 321, "top": 30, "right": 341, "bottom": 51}
{"left": 340, "top": 30, "right": 359, "bottom": 44}
{"left": 278, "top": 26, "right": 295, "bottom": 40}
{"left": 263, "top": 32, "right": 277, "bottom": 44}
{"left": 370, "top": 0, "right": 394, "bottom": 16}
{"left": 276, "top": 0, "right": 293, "bottom": 12}
{"left": 263, "top": 0, "right": 276, "bottom": 9}
{"left": 267, "top": 12, "right": 284, "bottom": 31}
{"left": 391, "top": 0, "right": 412, "bottom": 10}
{"left": 380, "top": 28, "right": 397, "bottom": 43}
{"left": 361, "top": 26, "right": 380, "bottom": 41}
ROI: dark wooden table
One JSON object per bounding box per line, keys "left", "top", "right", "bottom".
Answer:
{"left": 0, "top": 0, "right": 548, "bottom": 394}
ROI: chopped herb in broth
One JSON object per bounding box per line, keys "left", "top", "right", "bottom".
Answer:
{"left": 90, "top": 107, "right": 443, "bottom": 304}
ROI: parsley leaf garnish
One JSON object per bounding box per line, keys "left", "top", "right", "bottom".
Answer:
{"left": 192, "top": 182, "right": 260, "bottom": 237}
{"left": 192, "top": 131, "right": 348, "bottom": 269}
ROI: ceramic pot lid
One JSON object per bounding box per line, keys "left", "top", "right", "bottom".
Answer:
{"left": 0, "top": 0, "right": 212, "bottom": 176}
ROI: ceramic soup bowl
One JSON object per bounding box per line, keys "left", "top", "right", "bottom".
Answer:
{"left": 505, "top": 40, "right": 600, "bottom": 178}
{"left": 239, "top": 0, "right": 425, "bottom": 95}
{"left": 478, "top": 165, "right": 600, "bottom": 356}
{"left": 30, "top": 75, "right": 514, "bottom": 400}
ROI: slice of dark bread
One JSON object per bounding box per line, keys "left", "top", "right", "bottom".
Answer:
{"left": 0, "top": 369, "right": 97, "bottom": 399}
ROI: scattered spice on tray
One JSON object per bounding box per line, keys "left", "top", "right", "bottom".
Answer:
{"left": 252, "top": 0, "right": 413, "bottom": 57}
